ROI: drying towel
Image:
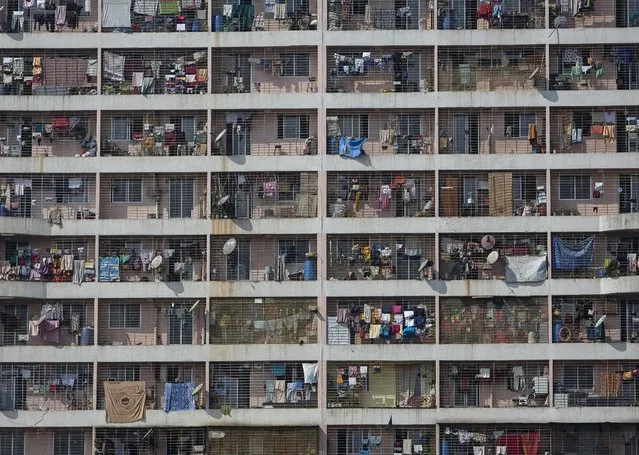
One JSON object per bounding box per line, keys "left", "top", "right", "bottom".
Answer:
{"left": 131, "top": 72, "right": 144, "bottom": 87}
{"left": 43, "top": 58, "right": 88, "bottom": 87}
{"left": 73, "top": 260, "right": 85, "bottom": 285}
{"left": 102, "top": 0, "right": 132, "bottom": 27}
{"left": 163, "top": 382, "right": 195, "bottom": 411}
{"left": 62, "top": 254, "right": 73, "bottom": 271}
{"left": 133, "top": 0, "right": 158, "bottom": 15}
{"left": 302, "top": 363, "right": 319, "bottom": 384}
{"left": 86, "top": 59, "right": 98, "bottom": 77}
{"left": 103, "top": 51, "right": 126, "bottom": 82}
{"left": 55, "top": 5, "right": 66, "bottom": 25}
{"left": 104, "top": 381, "right": 146, "bottom": 423}
{"left": 552, "top": 236, "right": 595, "bottom": 270}
{"left": 40, "top": 319, "right": 60, "bottom": 343}
{"left": 159, "top": 0, "right": 180, "bottom": 15}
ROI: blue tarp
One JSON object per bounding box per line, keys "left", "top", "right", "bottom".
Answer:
{"left": 339, "top": 136, "right": 367, "bottom": 158}
{"left": 163, "top": 382, "right": 195, "bottom": 412}
{"left": 552, "top": 236, "right": 595, "bottom": 270}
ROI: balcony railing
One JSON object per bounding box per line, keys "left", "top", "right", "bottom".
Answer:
{"left": 212, "top": 0, "right": 317, "bottom": 32}
{"left": 102, "top": 0, "right": 208, "bottom": 32}
{"left": 3, "top": 1, "right": 98, "bottom": 33}
{"left": 439, "top": 1, "right": 545, "bottom": 30}
{"left": 440, "top": 425, "right": 552, "bottom": 454}
{"left": 327, "top": 426, "right": 436, "bottom": 455}
{"left": 209, "top": 427, "right": 319, "bottom": 455}
{"left": 328, "top": 0, "right": 435, "bottom": 31}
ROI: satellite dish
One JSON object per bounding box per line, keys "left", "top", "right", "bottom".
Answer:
{"left": 217, "top": 195, "right": 230, "bottom": 206}
{"left": 481, "top": 235, "right": 496, "bottom": 250}
{"left": 223, "top": 238, "right": 237, "bottom": 255}
{"left": 487, "top": 251, "right": 499, "bottom": 265}
{"left": 215, "top": 129, "right": 226, "bottom": 143}
{"left": 595, "top": 315, "right": 607, "bottom": 327}
{"left": 149, "top": 255, "right": 163, "bottom": 270}
{"left": 192, "top": 383, "right": 203, "bottom": 396}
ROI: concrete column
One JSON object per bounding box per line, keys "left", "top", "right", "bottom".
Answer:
{"left": 434, "top": 232, "right": 440, "bottom": 280}
{"left": 434, "top": 169, "right": 440, "bottom": 217}
{"left": 316, "top": 0, "right": 324, "bottom": 31}
{"left": 545, "top": 105, "right": 551, "bottom": 154}
{"left": 435, "top": 359, "right": 440, "bottom": 409}
{"left": 204, "top": 360, "right": 210, "bottom": 410}
{"left": 207, "top": 46, "right": 212, "bottom": 95}
{"left": 544, "top": 43, "right": 550, "bottom": 91}
{"left": 92, "top": 360, "right": 98, "bottom": 410}
{"left": 97, "top": 0, "right": 102, "bottom": 32}
{"left": 206, "top": 109, "right": 212, "bottom": 156}
{"left": 95, "top": 110, "right": 101, "bottom": 157}
{"left": 204, "top": 296, "right": 210, "bottom": 345}
{"left": 317, "top": 30, "right": 327, "bottom": 93}
{"left": 548, "top": 358, "right": 554, "bottom": 408}
{"left": 93, "top": 297, "right": 99, "bottom": 346}
{"left": 545, "top": 0, "right": 549, "bottom": 29}
{"left": 206, "top": 171, "right": 211, "bottom": 218}
{"left": 97, "top": 48, "right": 102, "bottom": 95}
{"left": 206, "top": 234, "right": 211, "bottom": 281}
{"left": 433, "top": 46, "right": 439, "bottom": 92}
{"left": 434, "top": 295, "right": 440, "bottom": 345}
{"left": 319, "top": 424, "right": 328, "bottom": 455}
{"left": 95, "top": 172, "right": 100, "bottom": 219}
{"left": 433, "top": 0, "right": 438, "bottom": 30}
{"left": 435, "top": 423, "right": 441, "bottom": 455}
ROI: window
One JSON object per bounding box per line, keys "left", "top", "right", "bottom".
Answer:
{"left": 0, "top": 430, "right": 24, "bottom": 455}
{"left": 109, "top": 304, "right": 141, "bottom": 329}
{"left": 350, "top": 0, "right": 368, "bottom": 15}
{"left": 63, "top": 177, "right": 89, "bottom": 204}
{"left": 53, "top": 431, "right": 84, "bottom": 455}
{"left": 502, "top": 0, "right": 521, "bottom": 13}
{"left": 277, "top": 174, "right": 300, "bottom": 202}
{"left": 504, "top": 113, "right": 536, "bottom": 138}
{"left": 0, "top": 304, "right": 28, "bottom": 346}
{"left": 277, "top": 114, "right": 310, "bottom": 139}
{"left": 278, "top": 239, "right": 309, "bottom": 263}
{"left": 110, "top": 117, "right": 131, "bottom": 141}
{"left": 559, "top": 175, "right": 591, "bottom": 200}
{"left": 338, "top": 114, "right": 369, "bottom": 138}
{"left": 573, "top": 111, "right": 592, "bottom": 136}
{"left": 107, "top": 366, "right": 140, "bottom": 381}
{"left": 280, "top": 53, "right": 310, "bottom": 77}
{"left": 286, "top": 0, "right": 309, "bottom": 14}
{"left": 560, "top": 49, "right": 590, "bottom": 74}
{"left": 512, "top": 175, "right": 538, "bottom": 201}
{"left": 563, "top": 364, "right": 595, "bottom": 391}
{"left": 180, "top": 116, "right": 197, "bottom": 142}
{"left": 111, "top": 178, "right": 143, "bottom": 203}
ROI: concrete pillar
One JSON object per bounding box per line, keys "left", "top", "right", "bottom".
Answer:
{"left": 95, "top": 110, "right": 101, "bottom": 157}
{"left": 94, "top": 172, "right": 100, "bottom": 219}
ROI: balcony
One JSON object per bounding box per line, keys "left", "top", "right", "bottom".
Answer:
{"left": 327, "top": 47, "right": 434, "bottom": 94}
{"left": 551, "top": 295, "right": 639, "bottom": 343}
{"left": 100, "top": 111, "right": 207, "bottom": 157}
{"left": 0, "top": 111, "right": 97, "bottom": 158}
{"left": 327, "top": 426, "right": 436, "bottom": 455}
{"left": 328, "top": 0, "right": 435, "bottom": 31}
{"left": 440, "top": 425, "right": 551, "bottom": 455}
{"left": 98, "top": 236, "right": 207, "bottom": 282}
{"left": 326, "top": 361, "right": 436, "bottom": 409}
{"left": 553, "top": 424, "right": 639, "bottom": 454}
{"left": 211, "top": 48, "right": 317, "bottom": 94}
{"left": 0, "top": 50, "right": 98, "bottom": 95}
{"left": 326, "top": 297, "right": 435, "bottom": 345}
{"left": 554, "top": 360, "right": 639, "bottom": 407}
{"left": 326, "top": 234, "right": 435, "bottom": 281}
{"left": 439, "top": 1, "right": 545, "bottom": 30}
{"left": 212, "top": 0, "right": 317, "bottom": 32}
{"left": 16, "top": 429, "right": 92, "bottom": 455}
{"left": 438, "top": 46, "right": 546, "bottom": 92}
{"left": 3, "top": 0, "right": 98, "bottom": 33}
{"left": 438, "top": 108, "right": 546, "bottom": 155}
{"left": 209, "top": 361, "right": 318, "bottom": 409}
{"left": 208, "top": 427, "right": 319, "bottom": 455}
{"left": 102, "top": 0, "right": 208, "bottom": 32}
{"left": 0, "top": 362, "right": 93, "bottom": 411}
{"left": 440, "top": 297, "right": 548, "bottom": 344}
{"left": 210, "top": 235, "right": 317, "bottom": 282}
{"left": 439, "top": 233, "right": 548, "bottom": 281}
{"left": 439, "top": 171, "right": 546, "bottom": 218}
{"left": 549, "top": 0, "right": 632, "bottom": 28}
{"left": 211, "top": 172, "right": 317, "bottom": 219}
{"left": 210, "top": 297, "right": 318, "bottom": 344}
{"left": 102, "top": 48, "right": 208, "bottom": 95}
{"left": 96, "top": 428, "right": 206, "bottom": 455}
{"left": 440, "top": 361, "right": 550, "bottom": 409}
{"left": 326, "top": 109, "right": 435, "bottom": 157}
{"left": 0, "top": 299, "right": 93, "bottom": 347}
{"left": 98, "top": 298, "right": 205, "bottom": 346}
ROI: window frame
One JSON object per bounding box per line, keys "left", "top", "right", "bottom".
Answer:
{"left": 338, "top": 114, "right": 369, "bottom": 138}
{"left": 53, "top": 430, "right": 85, "bottom": 455}
{"left": 558, "top": 175, "right": 591, "bottom": 200}
{"left": 277, "top": 114, "right": 310, "bottom": 139}
{"left": 504, "top": 112, "right": 536, "bottom": 138}
{"left": 564, "top": 364, "right": 595, "bottom": 392}
{"left": 107, "top": 366, "right": 141, "bottom": 381}
{"left": 110, "top": 116, "right": 132, "bottom": 141}
{"left": 0, "top": 430, "right": 24, "bottom": 455}
{"left": 573, "top": 111, "right": 592, "bottom": 137}
{"left": 108, "top": 303, "right": 141, "bottom": 329}
{"left": 280, "top": 53, "right": 310, "bottom": 77}
{"left": 110, "top": 178, "right": 143, "bottom": 204}
{"left": 278, "top": 239, "right": 310, "bottom": 263}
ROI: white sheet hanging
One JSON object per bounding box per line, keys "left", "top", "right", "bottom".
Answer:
{"left": 133, "top": 0, "right": 158, "bottom": 16}
{"left": 102, "top": 0, "right": 132, "bottom": 27}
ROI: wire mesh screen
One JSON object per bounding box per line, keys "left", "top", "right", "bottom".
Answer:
{"left": 211, "top": 172, "right": 318, "bottom": 219}
{"left": 0, "top": 298, "right": 93, "bottom": 346}
{"left": 209, "top": 362, "right": 318, "bottom": 409}
{"left": 327, "top": 172, "right": 434, "bottom": 218}
{"left": 326, "top": 109, "right": 435, "bottom": 156}
{"left": 439, "top": 171, "right": 546, "bottom": 217}
{"left": 95, "top": 427, "right": 206, "bottom": 455}
{"left": 207, "top": 426, "right": 319, "bottom": 455}
{"left": 100, "top": 173, "right": 208, "bottom": 220}
{"left": 440, "top": 361, "right": 550, "bottom": 409}
{"left": 326, "top": 235, "right": 436, "bottom": 281}
{"left": 438, "top": 108, "right": 546, "bottom": 155}
{"left": 0, "top": 236, "right": 96, "bottom": 282}
{"left": 440, "top": 425, "right": 551, "bottom": 454}
{"left": 439, "top": 233, "right": 548, "bottom": 281}
{"left": 98, "top": 236, "right": 207, "bottom": 282}
{"left": 4, "top": 0, "right": 99, "bottom": 33}
{"left": 440, "top": 297, "right": 548, "bottom": 344}
{"left": 438, "top": 46, "right": 546, "bottom": 92}
{"left": 210, "top": 110, "right": 318, "bottom": 156}
{"left": 101, "top": 111, "right": 208, "bottom": 157}
{"left": 98, "top": 298, "right": 205, "bottom": 346}
{"left": 439, "top": 0, "right": 545, "bottom": 30}
{"left": 102, "top": 49, "right": 207, "bottom": 95}
{"left": 101, "top": 0, "right": 208, "bottom": 32}
{"left": 554, "top": 360, "right": 639, "bottom": 407}
{"left": 15, "top": 428, "right": 92, "bottom": 455}
{"left": 326, "top": 297, "right": 436, "bottom": 345}
{"left": 550, "top": 231, "right": 639, "bottom": 279}
{"left": 549, "top": 0, "right": 623, "bottom": 28}
{"left": 212, "top": 0, "right": 318, "bottom": 31}
{"left": 211, "top": 48, "right": 317, "bottom": 94}
{"left": 210, "top": 235, "right": 317, "bottom": 282}
{"left": 553, "top": 424, "right": 639, "bottom": 455}
{"left": 0, "top": 111, "right": 97, "bottom": 158}
{"left": 327, "top": 47, "right": 434, "bottom": 93}
{"left": 0, "top": 362, "right": 93, "bottom": 411}
{"left": 210, "top": 298, "right": 319, "bottom": 344}
{"left": 96, "top": 362, "right": 206, "bottom": 410}
{"left": 327, "top": 362, "right": 436, "bottom": 409}
{"left": 327, "top": 426, "right": 436, "bottom": 455}
{"left": 327, "top": 0, "right": 435, "bottom": 31}
{"left": 550, "top": 107, "right": 639, "bottom": 154}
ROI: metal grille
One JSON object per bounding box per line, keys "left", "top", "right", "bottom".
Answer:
{"left": 211, "top": 172, "right": 318, "bottom": 219}
{"left": 326, "top": 234, "right": 436, "bottom": 281}
{"left": 439, "top": 0, "right": 545, "bottom": 30}
{"left": 327, "top": 47, "right": 435, "bottom": 93}
{"left": 439, "top": 171, "right": 546, "bottom": 217}
{"left": 207, "top": 427, "right": 319, "bottom": 455}
{"left": 95, "top": 427, "right": 206, "bottom": 455}
{"left": 327, "top": 0, "right": 435, "bottom": 31}
{"left": 98, "top": 298, "right": 205, "bottom": 346}
{"left": 210, "top": 235, "right": 317, "bottom": 282}
{"left": 553, "top": 424, "right": 639, "bottom": 454}
{"left": 3, "top": 0, "right": 98, "bottom": 33}
{"left": 98, "top": 236, "right": 207, "bottom": 282}
{"left": 101, "top": 48, "right": 208, "bottom": 95}
{"left": 100, "top": 173, "right": 208, "bottom": 220}
{"left": 440, "top": 361, "right": 550, "bottom": 409}
{"left": 0, "top": 49, "right": 98, "bottom": 95}
{"left": 327, "top": 426, "right": 436, "bottom": 455}
{"left": 0, "top": 429, "right": 24, "bottom": 455}
{"left": 209, "top": 361, "right": 318, "bottom": 409}
{"left": 101, "top": 111, "right": 208, "bottom": 157}
{"left": 440, "top": 425, "right": 551, "bottom": 454}
{"left": 438, "top": 46, "right": 545, "bottom": 92}
{"left": 211, "top": 48, "right": 317, "bottom": 94}
{"left": 326, "top": 297, "right": 436, "bottom": 345}
{"left": 211, "top": 110, "right": 317, "bottom": 156}
{"left": 440, "top": 297, "right": 548, "bottom": 344}
{"left": 0, "top": 111, "right": 97, "bottom": 158}
{"left": 210, "top": 298, "right": 319, "bottom": 344}
{"left": 549, "top": 0, "right": 627, "bottom": 28}
{"left": 438, "top": 108, "right": 546, "bottom": 155}
{"left": 326, "top": 362, "right": 436, "bottom": 409}
{"left": 326, "top": 109, "right": 435, "bottom": 156}
{"left": 212, "top": 0, "right": 318, "bottom": 31}
{"left": 0, "top": 362, "right": 93, "bottom": 411}
{"left": 101, "top": 0, "right": 208, "bottom": 32}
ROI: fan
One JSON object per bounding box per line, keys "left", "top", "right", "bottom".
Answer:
{"left": 223, "top": 238, "right": 237, "bottom": 255}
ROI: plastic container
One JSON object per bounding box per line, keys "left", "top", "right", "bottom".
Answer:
{"left": 303, "top": 256, "right": 317, "bottom": 281}
{"left": 80, "top": 326, "right": 94, "bottom": 345}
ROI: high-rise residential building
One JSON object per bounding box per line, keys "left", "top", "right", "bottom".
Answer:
{"left": 1, "top": 1, "right": 639, "bottom": 454}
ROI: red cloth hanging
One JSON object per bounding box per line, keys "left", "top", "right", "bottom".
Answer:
{"left": 52, "top": 117, "right": 69, "bottom": 128}
{"left": 498, "top": 434, "right": 522, "bottom": 455}
{"left": 520, "top": 432, "right": 540, "bottom": 455}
